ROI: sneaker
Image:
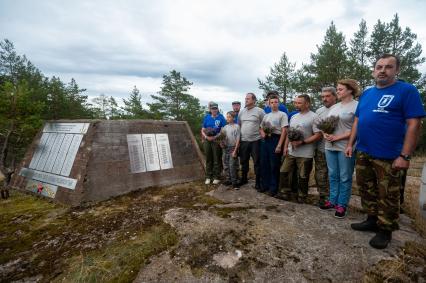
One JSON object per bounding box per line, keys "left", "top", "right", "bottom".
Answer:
{"left": 205, "top": 178, "right": 211, "bottom": 185}
{"left": 212, "top": 179, "right": 221, "bottom": 185}
{"left": 319, "top": 200, "right": 335, "bottom": 210}
{"left": 334, "top": 206, "right": 346, "bottom": 219}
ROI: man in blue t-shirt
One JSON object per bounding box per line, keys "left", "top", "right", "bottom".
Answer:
{"left": 201, "top": 102, "right": 227, "bottom": 185}
{"left": 345, "top": 54, "right": 426, "bottom": 249}
{"left": 263, "top": 90, "right": 289, "bottom": 115}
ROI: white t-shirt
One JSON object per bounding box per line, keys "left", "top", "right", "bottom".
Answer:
{"left": 261, "top": 111, "right": 289, "bottom": 135}
{"left": 315, "top": 105, "right": 333, "bottom": 152}
{"left": 238, "top": 106, "right": 265, "bottom": 142}
{"left": 288, "top": 111, "right": 319, "bottom": 158}
{"left": 325, "top": 100, "right": 358, "bottom": 152}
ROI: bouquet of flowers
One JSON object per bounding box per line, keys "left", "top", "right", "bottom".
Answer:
{"left": 204, "top": 127, "right": 217, "bottom": 137}
{"left": 317, "top": 115, "right": 339, "bottom": 134}
{"left": 287, "top": 127, "right": 304, "bottom": 142}
{"left": 215, "top": 130, "right": 226, "bottom": 147}
{"left": 263, "top": 121, "right": 274, "bottom": 137}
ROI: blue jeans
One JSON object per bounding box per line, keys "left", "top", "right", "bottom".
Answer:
{"left": 260, "top": 135, "right": 281, "bottom": 194}
{"left": 325, "top": 150, "right": 356, "bottom": 208}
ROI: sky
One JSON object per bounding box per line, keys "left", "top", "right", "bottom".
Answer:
{"left": 1, "top": 0, "right": 426, "bottom": 113}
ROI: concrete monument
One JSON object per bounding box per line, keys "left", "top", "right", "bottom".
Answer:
{"left": 11, "top": 120, "right": 204, "bottom": 206}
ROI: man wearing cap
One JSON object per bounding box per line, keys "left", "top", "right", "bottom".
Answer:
{"left": 201, "top": 102, "right": 227, "bottom": 185}
{"left": 264, "top": 90, "right": 289, "bottom": 115}
{"left": 232, "top": 101, "right": 241, "bottom": 123}
{"left": 238, "top": 93, "right": 265, "bottom": 189}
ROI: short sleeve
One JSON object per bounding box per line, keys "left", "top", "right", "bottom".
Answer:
{"left": 280, "top": 113, "right": 289, "bottom": 128}
{"left": 312, "top": 113, "right": 320, "bottom": 133}
{"left": 402, "top": 85, "right": 426, "bottom": 119}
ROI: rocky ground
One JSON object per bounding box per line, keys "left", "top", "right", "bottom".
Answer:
{"left": 1, "top": 178, "right": 425, "bottom": 283}
{"left": 135, "top": 181, "right": 425, "bottom": 283}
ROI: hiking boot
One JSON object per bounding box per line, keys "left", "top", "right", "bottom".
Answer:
{"left": 369, "top": 230, "right": 392, "bottom": 249}
{"left": 334, "top": 206, "right": 347, "bottom": 219}
{"left": 232, "top": 183, "right": 240, "bottom": 190}
{"left": 319, "top": 200, "right": 335, "bottom": 210}
{"left": 351, "top": 215, "right": 378, "bottom": 232}
{"left": 205, "top": 178, "right": 211, "bottom": 185}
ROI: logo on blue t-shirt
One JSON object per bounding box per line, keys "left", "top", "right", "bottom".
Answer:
{"left": 215, "top": 120, "right": 221, "bottom": 127}
{"left": 373, "top": 94, "right": 394, "bottom": 113}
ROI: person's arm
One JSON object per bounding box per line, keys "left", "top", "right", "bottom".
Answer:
{"left": 344, "top": 117, "right": 358, "bottom": 157}
{"left": 232, "top": 127, "right": 241, "bottom": 157}
{"left": 283, "top": 135, "right": 289, "bottom": 156}
{"left": 324, "top": 131, "right": 351, "bottom": 142}
{"left": 393, "top": 118, "right": 422, "bottom": 170}
{"left": 291, "top": 132, "right": 321, "bottom": 148}
{"left": 275, "top": 127, "right": 287, "bottom": 153}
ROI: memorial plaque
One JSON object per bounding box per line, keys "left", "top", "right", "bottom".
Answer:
{"left": 43, "top": 133, "right": 65, "bottom": 172}
{"left": 29, "top": 133, "right": 50, "bottom": 169}
{"left": 25, "top": 179, "right": 58, "bottom": 199}
{"left": 35, "top": 133, "right": 56, "bottom": 171}
{"left": 43, "top": 122, "right": 90, "bottom": 134}
{"left": 127, "top": 134, "right": 147, "bottom": 173}
{"left": 52, "top": 134, "right": 74, "bottom": 175}
{"left": 60, "top": 134, "right": 83, "bottom": 176}
{"left": 156, "top": 134, "right": 173, "bottom": 170}
{"left": 19, "top": 168, "right": 77, "bottom": 189}
{"left": 142, "top": 134, "right": 161, "bottom": 171}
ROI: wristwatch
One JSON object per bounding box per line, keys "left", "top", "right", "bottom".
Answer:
{"left": 399, "top": 154, "right": 411, "bottom": 161}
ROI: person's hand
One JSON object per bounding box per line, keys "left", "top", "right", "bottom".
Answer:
{"left": 275, "top": 145, "right": 282, "bottom": 154}
{"left": 283, "top": 147, "right": 288, "bottom": 156}
{"left": 392, "top": 156, "right": 410, "bottom": 170}
{"left": 291, "top": 140, "right": 303, "bottom": 148}
{"left": 206, "top": 136, "right": 214, "bottom": 142}
{"left": 260, "top": 131, "right": 266, "bottom": 139}
{"left": 344, "top": 146, "right": 352, "bottom": 157}
{"left": 232, "top": 150, "right": 238, "bottom": 158}
{"left": 324, "top": 134, "right": 337, "bottom": 142}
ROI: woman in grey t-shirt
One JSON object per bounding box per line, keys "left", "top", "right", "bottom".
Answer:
{"left": 321, "top": 79, "right": 359, "bottom": 219}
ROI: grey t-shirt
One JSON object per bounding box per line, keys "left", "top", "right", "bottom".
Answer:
{"left": 221, "top": 124, "right": 240, "bottom": 147}
{"left": 325, "top": 100, "right": 358, "bottom": 152}
{"left": 315, "top": 105, "right": 333, "bottom": 152}
{"left": 288, "top": 111, "right": 319, "bottom": 158}
{"left": 261, "top": 111, "right": 289, "bottom": 135}
{"left": 238, "top": 106, "right": 265, "bottom": 142}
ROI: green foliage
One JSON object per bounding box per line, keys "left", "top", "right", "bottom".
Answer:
{"left": 348, "top": 19, "right": 372, "bottom": 89}
{"left": 121, "top": 86, "right": 149, "bottom": 119}
{"left": 304, "top": 22, "right": 349, "bottom": 91}
{"left": 258, "top": 52, "right": 297, "bottom": 104}
{"left": 91, "top": 94, "right": 122, "bottom": 120}
{"left": 0, "top": 39, "right": 94, "bottom": 178}
{"left": 148, "top": 70, "right": 204, "bottom": 133}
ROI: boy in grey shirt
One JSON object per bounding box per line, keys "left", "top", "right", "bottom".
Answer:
{"left": 221, "top": 111, "right": 241, "bottom": 189}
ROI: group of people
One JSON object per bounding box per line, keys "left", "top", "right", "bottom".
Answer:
{"left": 201, "top": 53, "right": 425, "bottom": 249}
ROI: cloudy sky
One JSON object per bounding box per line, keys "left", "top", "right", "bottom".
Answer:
{"left": 1, "top": 0, "right": 425, "bottom": 111}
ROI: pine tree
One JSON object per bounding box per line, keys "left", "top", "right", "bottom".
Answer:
{"left": 304, "top": 22, "right": 349, "bottom": 91}
{"left": 348, "top": 19, "right": 372, "bottom": 89}
{"left": 122, "top": 86, "right": 148, "bottom": 119}
{"left": 148, "top": 70, "right": 204, "bottom": 133}
{"left": 258, "top": 52, "right": 297, "bottom": 105}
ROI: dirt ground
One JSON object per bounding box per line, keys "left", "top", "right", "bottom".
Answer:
{"left": 1, "top": 173, "right": 425, "bottom": 282}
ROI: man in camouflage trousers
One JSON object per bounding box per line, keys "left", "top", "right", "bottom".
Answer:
{"left": 315, "top": 87, "right": 337, "bottom": 208}
{"left": 345, "top": 54, "right": 425, "bottom": 249}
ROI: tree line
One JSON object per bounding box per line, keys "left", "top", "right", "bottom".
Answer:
{"left": 1, "top": 13, "right": 425, "bottom": 184}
